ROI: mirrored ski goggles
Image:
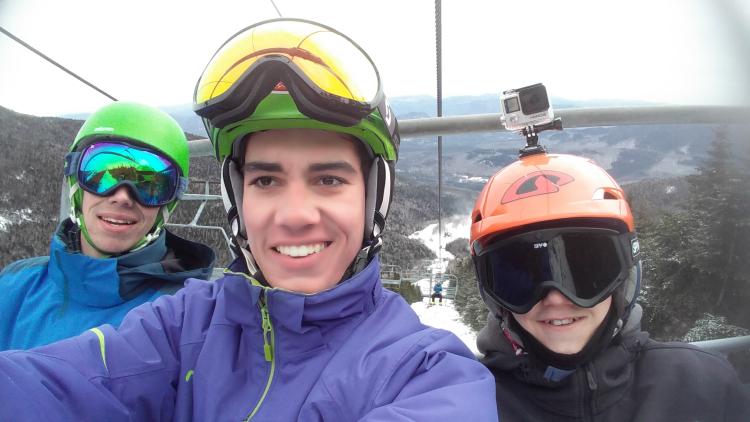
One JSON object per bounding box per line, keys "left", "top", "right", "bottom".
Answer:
{"left": 193, "top": 18, "right": 383, "bottom": 130}
{"left": 64, "top": 141, "right": 188, "bottom": 207}
{"left": 472, "top": 227, "right": 640, "bottom": 314}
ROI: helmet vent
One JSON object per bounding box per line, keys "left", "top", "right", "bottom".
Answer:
{"left": 593, "top": 188, "right": 623, "bottom": 200}
{"left": 473, "top": 211, "right": 483, "bottom": 223}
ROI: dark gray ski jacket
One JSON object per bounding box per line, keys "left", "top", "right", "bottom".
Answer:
{"left": 478, "top": 308, "right": 750, "bottom": 421}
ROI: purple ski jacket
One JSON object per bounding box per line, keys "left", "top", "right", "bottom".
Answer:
{"left": 0, "top": 257, "right": 497, "bottom": 421}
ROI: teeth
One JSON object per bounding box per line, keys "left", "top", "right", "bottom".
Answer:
{"left": 275, "top": 243, "right": 326, "bottom": 258}
{"left": 102, "top": 217, "right": 135, "bottom": 225}
{"left": 547, "top": 318, "right": 576, "bottom": 326}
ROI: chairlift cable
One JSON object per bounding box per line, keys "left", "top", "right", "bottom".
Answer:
{"left": 435, "top": 0, "right": 444, "bottom": 267}
{"left": 269, "top": 0, "right": 283, "bottom": 17}
{"left": 0, "top": 25, "right": 117, "bottom": 101}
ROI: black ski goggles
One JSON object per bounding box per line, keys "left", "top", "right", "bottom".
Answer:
{"left": 65, "top": 141, "right": 187, "bottom": 207}
{"left": 193, "top": 18, "right": 384, "bottom": 131}
{"left": 472, "top": 227, "right": 640, "bottom": 314}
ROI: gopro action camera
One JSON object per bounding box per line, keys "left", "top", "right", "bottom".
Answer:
{"left": 500, "top": 83, "right": 554, "bottom": 131}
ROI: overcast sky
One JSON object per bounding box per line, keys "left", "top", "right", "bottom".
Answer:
{"left": 1, "top": 0, "right": 748, "bottom": 116}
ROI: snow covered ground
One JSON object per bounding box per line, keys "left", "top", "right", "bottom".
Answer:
{"left": 407, "top": 214, "right": 479, "bottom": 355}
{"left": 408, "top": 214, "right": 471, "bottom": 271}
{"left": 412, "top": 298, "right": 478, "bottom": 355}
{"left": 0, "top": 208, "right": 33, "bottom": 232}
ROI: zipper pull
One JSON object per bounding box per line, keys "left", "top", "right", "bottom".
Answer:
{"left": 259, "top": 292, "right": 273, "bottom": 362}
{"left": 586, "top": 366, "right": 598, "bottom": 390}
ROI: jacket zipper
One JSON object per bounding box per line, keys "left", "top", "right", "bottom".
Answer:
{"left": 244, "top": 289, "right": 276, "bottom": 421}
{"left": 582, "top": 364, "right": 598, "bottom": 421}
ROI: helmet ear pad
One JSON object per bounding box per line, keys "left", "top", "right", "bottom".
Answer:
{"left": 221, "top": 155, "right": 247, "bottom": 253}
{"left": 221, "top": 141, "right": 261, "bottom": 274}
{"left": 612, "top": 260, "right": 642, "bottom": 328}
{"left": 365, "top": 156, "right": 394, "bottom": 242}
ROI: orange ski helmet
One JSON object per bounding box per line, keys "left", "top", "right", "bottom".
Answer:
{"left": 470, "top": 153, "right": 641, "bottom": 328}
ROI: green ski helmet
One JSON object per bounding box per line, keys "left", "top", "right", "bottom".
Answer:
{"left": 65, "top": 101, "right": 190, "bottom": 254}
{"left": 193, "top": 18, "right": 400, "bottom": 276}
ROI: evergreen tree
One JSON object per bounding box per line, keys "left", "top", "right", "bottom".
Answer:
{"left": 640, "top": 211, "right": 702, "bottom": 338}
{"left": 686, "top": 129, "right": 749, "bottom": 326}
{"left": 450, "top": 257, "right": 486, "bottom": 332}
{"left": 641, "top": 128, "right": 750, "bottom": 339}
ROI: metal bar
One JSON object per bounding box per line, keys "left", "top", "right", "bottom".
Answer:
{"left": 690, "top": 335, "right": 750, "bottom": 354}
{"left": 189, "top": 181, "right": 210, "bottom": 226}
{"left": 188, "top": 105, "right": 750, "bottom": 157}
{"left": 181, "top": 193, "right": 222, "bottom": 201}
{"left": 399, "top": 105, "right": 750, "bottom": 137}
{"left": 165, "top": 223, "right": 236, "bottom": 259}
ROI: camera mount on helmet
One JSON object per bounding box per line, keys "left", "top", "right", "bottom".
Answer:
{"left": 500, "top": 83, "right": 563, "bottom": 157}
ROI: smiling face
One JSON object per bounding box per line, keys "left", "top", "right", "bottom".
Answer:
{"left": 80, "top": 188, "right": 160, "bottom": 258}
{"left": 242, "top": 128, "right": 366, "bottom": 293}
{"left": 512, "top": 290, "right": 612, "bottom": 354}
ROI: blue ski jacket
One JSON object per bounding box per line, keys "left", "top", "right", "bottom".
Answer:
{"left": 0, "top": 257, "right": 497, "bottom": 421}
{"left": 0, "top": 220, "right": 216, "bottom": 350}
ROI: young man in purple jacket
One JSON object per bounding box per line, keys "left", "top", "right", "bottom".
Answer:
{"left": 0, "top": 18, "right": 497, "bottom": 421}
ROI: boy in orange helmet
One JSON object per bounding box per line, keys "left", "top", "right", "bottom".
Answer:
{"left": 470, "top": 151, "right": 750, "bottom": 421}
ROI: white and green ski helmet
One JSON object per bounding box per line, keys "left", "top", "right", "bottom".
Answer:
{"left": 66, "top": 101, "right": 190, "bottom": 254}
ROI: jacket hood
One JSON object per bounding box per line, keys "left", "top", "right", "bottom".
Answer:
{"left": 49, "top": 219, "right": 216, "bottom": 307}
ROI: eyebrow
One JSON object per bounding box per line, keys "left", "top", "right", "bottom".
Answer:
{"left": 243, "top": 161, "right": 358, "bottom": 174}
{"left": 309, "top": 161, "right": 358, "bottom": 174}
{"left": 243, "top": 162, "right": 282, "bottom": 173}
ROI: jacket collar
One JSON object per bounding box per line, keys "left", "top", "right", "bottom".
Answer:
{"left": 219, "top": 256, "right": 383, "bottom": 346}
{"left": 480, "top": 306, "right": 650, "bottom": 416}
{"left": 48, "top": 220, "right": 214, "bottom": 307}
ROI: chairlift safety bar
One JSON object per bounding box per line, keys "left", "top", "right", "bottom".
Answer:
{"left": 188, "top": 105, "right": 750, "bottom": 157}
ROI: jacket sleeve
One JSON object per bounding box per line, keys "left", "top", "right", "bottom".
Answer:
{"left": 723, "top": 361, "right": 750, "bottom": 421}
{"left": 359, "top": 329, "right": 498, "bottom": 421}
{"left": 0, "top": 288, "right": 190, "bottom": 422}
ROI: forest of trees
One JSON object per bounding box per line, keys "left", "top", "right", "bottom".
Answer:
{"left": 637, "top": 129, "right": 750, "bottom": 341}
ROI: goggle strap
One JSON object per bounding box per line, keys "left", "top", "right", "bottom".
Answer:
{"left": 375, "top": 157, "right": 392, "bottom": 226}
{"left": 68, "top": 182, "right": 79, "bottom": 199}
{"left": 160, "top": 204, "right": 171, "bottom": 223}
{"left": 64, "top": 152, "right": 82, "bottom": 177}
{"left": 240, "top": 246, "right": 259, "bottom": 276}
{"left": 68, "top": 182, "right": 80, "bottom": 224}
{"left": 175, "top": 177, "right": 189, "bottom": 200}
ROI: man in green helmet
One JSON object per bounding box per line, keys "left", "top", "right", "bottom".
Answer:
{"left": 0, "top": 19, "right": 496, "bottom": 420}
{"left": 0, "top": 101, "right": 216, "bottom": 351}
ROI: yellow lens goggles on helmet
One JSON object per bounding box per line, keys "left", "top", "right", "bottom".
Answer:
{"left": 193, "top": 18, "right": 383, "bottom": 130}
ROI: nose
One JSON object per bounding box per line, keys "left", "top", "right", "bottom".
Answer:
{"left": 273, "top": 182, "right": 320, "bottom": 231}
{"left": 107, "top": 186, "right": 136, "bottom": 207}
{"left": 541, "top": 289, "right": 574, "bottom": 306}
